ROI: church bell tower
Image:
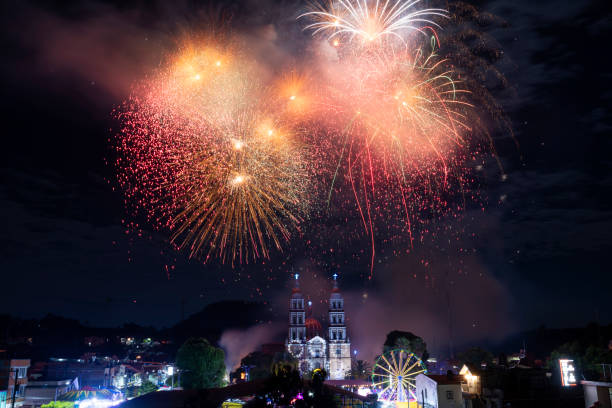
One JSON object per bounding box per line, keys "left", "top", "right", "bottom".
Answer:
{"left": 328, "top": 273, "right": 351, "bottom": 379}
{"left": 288, "top": 273, "right": 306, "bottom": 343}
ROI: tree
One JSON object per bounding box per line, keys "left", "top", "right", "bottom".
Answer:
{"left": 348, "top": 360, "right": 372, "bottom": 380}
{"left": 236, "top": 351, "right": 276, "bottom": 381}
{"left": 41, "top": 403, "right": 74, "bottom": 408}
{"left": 307, "top": 368, "right": 336, "bottom": 408}
{"left": 457, "top": 347, "right": 494, "bottom": 368}
{"left": 271, "top": 351, "right": 299, "bottom": 375}
{"left": 549, "top": 340, "right": 612, "bottom": 381}
{"left": 176, "top": 337, "right": 226, "bottom": 389}
{"left": 139, "top": 380, "right": 158, "bottom": 394}
{"left": 383, "top": 330, "right": 429, "bottom": 361}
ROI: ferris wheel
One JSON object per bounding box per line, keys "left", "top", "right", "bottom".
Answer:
{"left": 371, "top": 349, "right": 427, "bottom": 402}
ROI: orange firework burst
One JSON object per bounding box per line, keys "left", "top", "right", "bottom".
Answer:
{"left": 116, "top": 41, "right": 311, "bottom": 265}
{"left": 307, "top": 33, "right": 478, "bottom": 275}
{"left": 114, "top": 2, "right": 510, "bottom": 272}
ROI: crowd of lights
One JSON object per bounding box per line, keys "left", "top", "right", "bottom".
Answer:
{"left": 75, "top": 399, "right": 123, "bottom": 408}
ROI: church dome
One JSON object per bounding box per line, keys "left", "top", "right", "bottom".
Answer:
{"left": 305, "top": 317, "right": 322, "bottom": 339}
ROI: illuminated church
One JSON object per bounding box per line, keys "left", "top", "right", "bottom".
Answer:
{"left": 286, "top": 273, "right": 351, "bottom": 380}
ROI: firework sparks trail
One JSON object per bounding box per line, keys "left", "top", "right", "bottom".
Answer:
{"left": 116, "top": 44, "right": 311, "bottom": 265}
{"left": 304, "top": 28, "right": 476, "bottom": 274}
{"left": 299, "top": 0, "right": 447, "bottom": 45}
{"left": 114, "top": 0, "right": 508, "bottom": 271}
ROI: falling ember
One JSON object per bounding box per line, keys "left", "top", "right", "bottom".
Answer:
{"left": 113, "top": 3, "right": 508, "bottom": 271}
{"left": 115, "top": 41, "right": 311, "bottom": 265}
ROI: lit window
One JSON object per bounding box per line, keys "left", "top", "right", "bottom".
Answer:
{"left": 17, "top": 368, "right": 27, "bottom": 378}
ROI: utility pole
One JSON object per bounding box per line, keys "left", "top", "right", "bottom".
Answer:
{"left": 11, "top": 368, "right": 18, "bottom": 408}
{"left": 445, "top": 239, "right": 454, "bottom": 360}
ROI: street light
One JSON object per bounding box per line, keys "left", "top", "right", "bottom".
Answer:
{"left": 167, "top": 366, "right": 174, "bottom": 390}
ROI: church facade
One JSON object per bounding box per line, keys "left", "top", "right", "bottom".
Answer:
{"left": 286, "top": 273, "right": 351, "bottom": 380}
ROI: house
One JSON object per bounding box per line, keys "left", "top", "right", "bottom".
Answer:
{"left": 415, "top": 373, "right": 463, "bottom": 408}
{"left": 0, "top": 358, "right": 31, "bottom": 408}
{"left": 22, "top": 379, "right": 78, "bottom": 408}
{"left": 581, "top": 380, "right": 612, "bottom": 408}
{"left": 459, "top": 364, "right": 503, "bottom": 408}
{"left": 459, "top": 365, "right": 482, "bottom": 395}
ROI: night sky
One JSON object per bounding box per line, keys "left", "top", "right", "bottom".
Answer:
{"left": 1, "top": 0, "right": 611, "bottom": 357}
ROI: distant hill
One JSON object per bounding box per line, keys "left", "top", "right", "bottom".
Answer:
{"left": 163, "top": 300, "right": 278, "bottom": 345}
{"left": 491, "top": 323, "right": 612, "bottom": 358}
{"left": 0, "top": 301, "right": 280, "bottom": 362}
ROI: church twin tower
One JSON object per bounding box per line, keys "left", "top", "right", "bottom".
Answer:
{"left": 286, "top": 273, "right": 351, "bottom": 380}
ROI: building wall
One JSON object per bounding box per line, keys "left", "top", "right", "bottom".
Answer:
{"left": 583, "top": 383, "right": 612, "bottom": 408}
{"left": 437, "top": 384, "right": 463, "bottom": 408}
{"left": 328, "top": 343, "right": 351, "bottom": 380}
{"left": 5, "top": 360, "right": 30, "bottom": 408}
{"left": 416, "top": 375, "right": 438, "bottom": 408}
{"left": 416, "top": 375, "right": 463, "bottom": 408}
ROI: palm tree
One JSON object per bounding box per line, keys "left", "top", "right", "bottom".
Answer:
{"left": 349, "top": 360, "right": 372, "bottom": 380}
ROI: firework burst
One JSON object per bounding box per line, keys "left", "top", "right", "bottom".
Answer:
{"left": 299, "top": 0, "right": 447, "bottom": 45}
{"left": 303, "top": 32, "right": 479, "bottom": 275}
{"left": 116, "top": 43, "right": 311, "bottom": 265}
{"left": 114, "top": 1, "right": 511, "bottom": 272}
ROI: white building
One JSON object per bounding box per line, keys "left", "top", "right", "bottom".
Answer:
{"left": 415, "top": 373, "right": 464, "bottom": 408}
{"left": 286, "top": 273, "right": 351, "bottom": 380}
{"left": 581, "top": 380, "right": 612, "bottom": 408}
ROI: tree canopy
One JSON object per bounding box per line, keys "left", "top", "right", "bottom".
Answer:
{"left": 457, "top": 347, "right": 494, "bottom": 368}
{"left": 549, "top": 340, "right": 612, "bottom": 381}
{"left": 383, "top": 330, "right": 429, "bottom": 361}
{"left": 348, "top": 359, "right": 372, "bottom": 380}
{"left": 176, "top": 337, "right": 226, "bottom": 389}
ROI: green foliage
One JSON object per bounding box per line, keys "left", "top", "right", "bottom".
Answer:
{"left": 348, "top": 360, "right": 372, "bottom": 380}
{"left": 176, "top": 337, "right": 226, "bottom": 389}
{"left": 271, "top": 352, "right": 299, "bottom": 376}
{"left": 165, "top": 374, "right": 179, "bottom": 387}
{"left": 549, "top": 340, "right": 612, "bottom": 381}
{"left": 125, "top": 381, "right": 158, "bottom": 399}
{"left": 383, "top": 330, "right": 429, "bottom": 361}
{"left": 237, "top": 351, "right": 274, "bottom": 380}
{"left": 264, "top": 364, "right": 303, "bottom": 405}
{"left": 41, "top": 402, "right": 74, "bottom": 408}
{"left": 457, "top": 347, "right": 494, "bottom": 368}
{"left": 139, "top": 380, "right": 158, "bottom": 394}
